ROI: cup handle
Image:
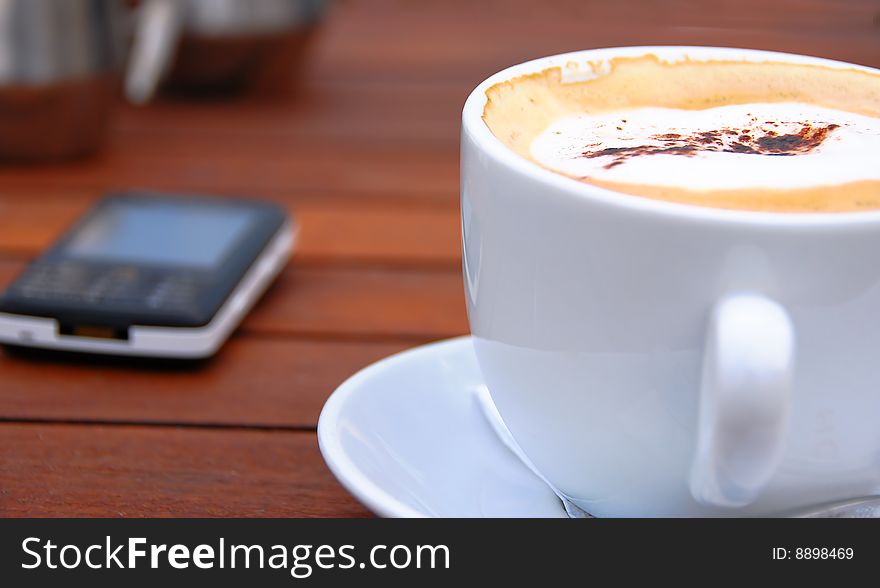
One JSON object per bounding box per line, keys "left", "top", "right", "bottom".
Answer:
{"left": 690, "top": 293, "right": 795, "bottom": 508}
{"left": 125, "top": 0, "right": 184, "bottom": 104}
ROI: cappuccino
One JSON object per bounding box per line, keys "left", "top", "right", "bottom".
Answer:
{"left": 483, "top": 55, "right": 880, "bottom": 212}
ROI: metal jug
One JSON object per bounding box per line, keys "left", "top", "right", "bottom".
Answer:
{"left": 0, "top": 0, "right": 129, "bottom": 159}
{"left": 0, "top": 0, "right": 327, "bottom": 160}
{"left": 126, "top": 0, "right": 328, "bottom": 102}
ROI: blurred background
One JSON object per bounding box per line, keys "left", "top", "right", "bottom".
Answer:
{"left": 0, "top": 0, "right": 878, "bottom": 517}
{"left": 1, "top": 0, "right": 878, "bottom": 275}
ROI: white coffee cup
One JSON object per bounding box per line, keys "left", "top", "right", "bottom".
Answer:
{"left": 461, "top": 46, "right": 880, "bottom": 517}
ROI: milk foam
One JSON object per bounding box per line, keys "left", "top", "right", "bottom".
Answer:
{"left": 529, "top": 103, "right": 880, "bottom": 191}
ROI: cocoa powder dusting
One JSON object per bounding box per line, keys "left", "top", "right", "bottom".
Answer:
{"left": 579, "top": 122, "right": 841, "bottom": 169}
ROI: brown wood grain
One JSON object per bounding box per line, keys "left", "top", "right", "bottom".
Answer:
{"left": 0, "top": 337, "right": 407, "bottom": 428}
{"left": 0, "top": 191, "right": 461, "bottom": 265}
{"left": 310, "top": 0, "right": 880, "bottom": 84}
{"left": 0, "top": 143, "right": 458, "bottom": 202}
{"left": 0, "top": 423, "right": 370, "bottom": 517}
{"left": 117, "top": 82, "right": 465, "bottom": 149}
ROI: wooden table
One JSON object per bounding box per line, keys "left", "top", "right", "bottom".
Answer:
{"left": 0, "top": 0, "right": 877, "bottom": 517}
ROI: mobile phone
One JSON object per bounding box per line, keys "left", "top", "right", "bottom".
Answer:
{"left": 0, "top": 191, "right": 295, "bottom": 358}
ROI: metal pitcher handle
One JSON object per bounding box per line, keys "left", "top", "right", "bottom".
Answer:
{"left": 125, "top": 0, "right": 184, "bottom": 104}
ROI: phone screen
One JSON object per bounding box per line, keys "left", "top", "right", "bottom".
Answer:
{"left": 65, "top": 200, "right": 256, "bottom": 269}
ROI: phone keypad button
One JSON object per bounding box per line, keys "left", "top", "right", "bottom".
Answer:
{"left": 146, "top": 277, "right": 200, "bottom": 311}
{"left": 15, "top": 262, "right": 92, "bottom": 300}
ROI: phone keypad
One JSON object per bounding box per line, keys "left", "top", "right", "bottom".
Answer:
{"left": 11, "top": 262, "right": 203, "bottom": 313}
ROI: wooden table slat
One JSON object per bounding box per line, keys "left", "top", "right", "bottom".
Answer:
{"left": 0, "top": 338, "right": 408, "bottom": 428}
{"left": 0, "top": 145, "right": 459, "bottom": 202}
{"left": 308, "top": 0, "right": 880, "bottom": 83}
{"left": 0, "top": 194, "right": 462, "bottom": 265}
{"left": 0, "top": 423, "right": 369, "bottom": 517}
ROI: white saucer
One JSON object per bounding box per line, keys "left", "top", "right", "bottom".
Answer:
{"left": 317, "top": 336, "right": 567, "bottom": 517}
